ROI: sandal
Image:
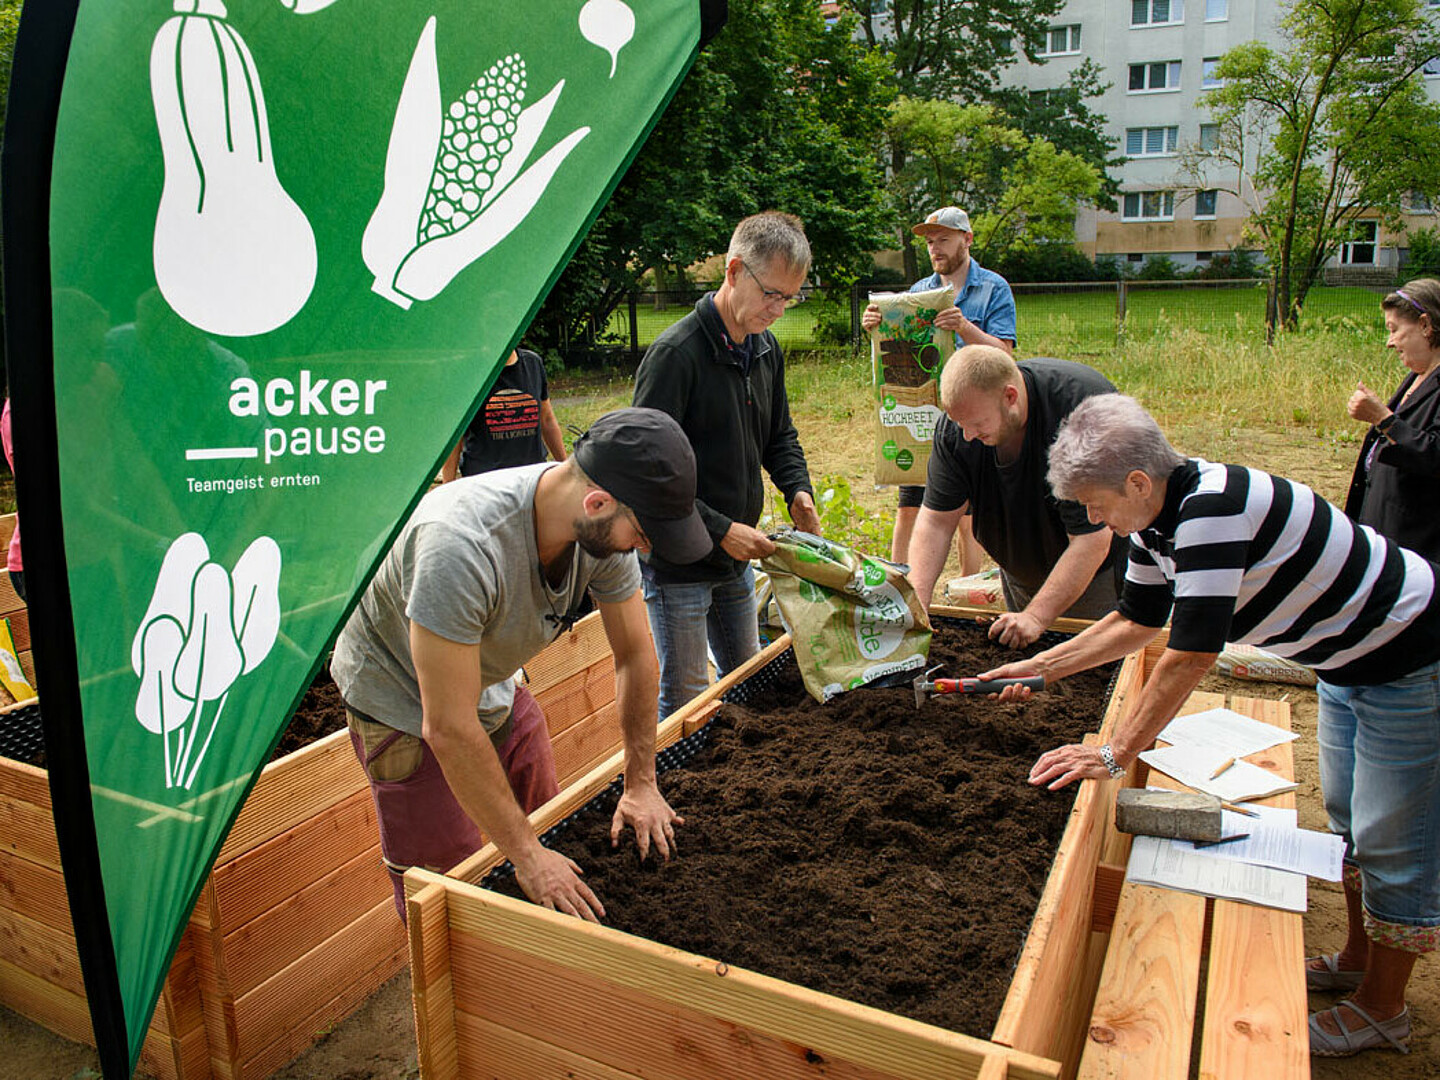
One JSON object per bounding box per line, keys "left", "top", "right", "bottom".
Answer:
{"left": 1306, "top": 952, "right": 1365, "bottom": 992}
{"left": 1309, "top": 1000, "right": 1410, "bottom": 1056}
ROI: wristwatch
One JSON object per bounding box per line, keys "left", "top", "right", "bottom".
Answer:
{"left": 1098, "top": 744, "right": 1126, "bottom": 779}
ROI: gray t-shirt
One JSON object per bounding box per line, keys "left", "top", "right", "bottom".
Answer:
{"left": 331, "top": 463, "right": 641, "bottom": 736}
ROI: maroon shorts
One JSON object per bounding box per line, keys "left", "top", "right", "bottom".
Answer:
{"left": 346, "top": 684, "right": 559, "bottom": 919}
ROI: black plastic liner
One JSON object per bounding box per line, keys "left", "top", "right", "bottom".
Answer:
{"left": 0, "top": 701, "right": 44, "bottom": 764}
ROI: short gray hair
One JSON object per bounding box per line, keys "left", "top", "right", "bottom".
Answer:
{"left": 1048, "top": 394, "right": 1186, "bottom": 499}
{"left": 728, "top": 211, "right": 811, "bottom": 275}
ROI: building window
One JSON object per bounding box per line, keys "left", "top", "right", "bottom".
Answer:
{"left": 1129, "top": 61, "right": 1182, "bottom": 92}
{"left": 1126, "top": 126, "right": 1180, "bottom": 156}
{"left": 1202, "top": 58, "right": 1223, "bottom": 88}
{"left": 1425, "top": 57, "right": 1440, "bottom": 77}
{"left": 1039, "top": 24, "right": 1082, "bottom": 56}
{"left": 1132, "top": 0, "right": 1184, "bottom": 27}
{"left": 1196, "top": 251, "right": 1214, "bottom": 261}
{"left": 1195, "top": 189, "right": 1218, "bottom": 218}
{"left": 1128, "top": 253, "right": 1146, "bottom": 263}
{"left": 1205, "top": 0, "right": 1228, "bottom": 20}
{"left": 1123, "top": 191, "right": 1177, "bottom": 221}
{"left": 1407, "top": 190, "right": 1434, "bottom": 213}
{"left": 1341, "top": 221, "right": 1378, "bottom": 265}
{"left": 1199, "top": 123, "right": 1221, "bottom": 151}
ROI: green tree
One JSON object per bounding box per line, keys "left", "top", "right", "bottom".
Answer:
{"left": 884, "top": 97, "right": 1101, "bottom": 270}
{"left": 530, "top": 0, "right": 895, "bottom": 359}
{"left": 991, "top": 59, "right": 1120, "bottom": 212}
{"left": 841, "top": 0, "right": 1061, "bottom": 102}
{"left": 1186, "top": 0, "right": 1440, "bottom": 330}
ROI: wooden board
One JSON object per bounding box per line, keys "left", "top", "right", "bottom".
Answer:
{"left": 418, "top": 869, "right": 1060, "bottom": 1080}
{"left": 524, "top": 612, "right": 614, "bottom": 697}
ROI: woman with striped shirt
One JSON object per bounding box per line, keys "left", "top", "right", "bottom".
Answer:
{"left": 983, "top": 393, "right": 1440, "bottom": 1058}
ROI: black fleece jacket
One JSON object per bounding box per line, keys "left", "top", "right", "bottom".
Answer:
{"left": 634, "top": 294, "right": 814, "bottom": 583}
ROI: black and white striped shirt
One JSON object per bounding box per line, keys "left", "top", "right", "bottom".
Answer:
{"left": 1121, "top": 460, "right": 1440, "bottom": 685}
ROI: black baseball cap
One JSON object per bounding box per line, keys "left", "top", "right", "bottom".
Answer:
{"left": 573, "top": 407, "right": 712, "bottom": 564}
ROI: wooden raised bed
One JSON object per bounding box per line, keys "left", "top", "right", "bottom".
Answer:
{"left": 407, "top": 606, "right": 1159, "bottom": 1080}
{"left": 0, "top": 515, "right": 623, "bottom": 1079}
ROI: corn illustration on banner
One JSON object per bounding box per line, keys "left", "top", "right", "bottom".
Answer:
{"left": 2, "top": 0, "right": 724, "bottom": 1072}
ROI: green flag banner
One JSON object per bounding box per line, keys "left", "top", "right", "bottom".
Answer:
{"left": 3, "top": 0, "right": 724, "bottom": 1072}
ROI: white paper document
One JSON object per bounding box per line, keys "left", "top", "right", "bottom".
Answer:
{"left": 1139, "top": 743, "right": 1298, "bottom": 802}
{"left": 1156, "top": 706, "right": 1299, "bottom": 757}
{"left": 1186, "top": 822, "right": 1345, "bottom": 881}
{"left": 1126, "top": 833, "right": 1308, "bottom": 912}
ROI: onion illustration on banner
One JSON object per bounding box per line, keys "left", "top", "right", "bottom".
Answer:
{"left": 579, "top": 0, "right": 635, "bottom": 77}
{"left": 132, "top": 534, "right": 282, "bottom": 790}
{"left": 150, "top": 0, "right": 318, "bottom": 337}
{"left": 363, "top": 17, "right": 591, "bottom": 309}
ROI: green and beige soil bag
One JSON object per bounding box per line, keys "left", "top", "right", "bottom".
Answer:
{"left": 869, "top": 284, "right": 956, "bottom": 485}
{"left": 760, "top": 531, "right": 931, "bottom": 703}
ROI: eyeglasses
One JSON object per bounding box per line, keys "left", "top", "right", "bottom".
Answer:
{"left": 741, "top": 260, "right": 807, "bottom": 308}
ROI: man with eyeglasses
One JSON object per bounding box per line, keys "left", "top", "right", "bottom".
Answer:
{"left": 633, "top": 211, "right": 821, "bottom": 721}
{"left": 862, "top": 206, "right": 1017, "bottom": 572}
{"left": 332, "top": 408, "right": 709, "bottom": 923}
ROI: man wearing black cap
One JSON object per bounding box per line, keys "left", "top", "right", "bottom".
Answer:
{"left": 332, "top": 407, "right": 709, "bottom": 923}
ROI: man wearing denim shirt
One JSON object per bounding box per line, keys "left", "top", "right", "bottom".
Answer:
{"left": 864, "top": 206, "right": 1017, "bottom": 568}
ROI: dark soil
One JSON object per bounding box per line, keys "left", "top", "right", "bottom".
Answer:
{"left": 491, "top": 622, "right": 1117, "bottom": 1039}
{"left": 0, "top": 668, "right": 347, "bottom": 769}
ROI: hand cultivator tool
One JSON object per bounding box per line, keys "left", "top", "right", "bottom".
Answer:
{"left": 912, "top": 664, "right": 1046, "bottom": 707}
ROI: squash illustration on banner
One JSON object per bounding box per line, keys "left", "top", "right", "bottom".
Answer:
{"left": 150, "top": 0, "right": 318, "bottom": 337}
{"left": 363, "top": 15, "right": 594, "bottom": 308}
{"left": 131, "top": 533, "right": 282, "bottom": 790}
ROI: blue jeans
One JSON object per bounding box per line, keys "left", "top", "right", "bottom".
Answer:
{"left": 642, "top": 563, "right": 758, "bottom": 720}
{"left": 1318, "top": 662, "right": 1440, "bottom": 944}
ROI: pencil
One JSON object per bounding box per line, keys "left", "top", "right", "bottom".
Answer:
{"left": 1221, "top": 801, "right": 1261, "bottom": 818}
{"left": 1209, "top": 756, "right": 1237, "bottom": 780}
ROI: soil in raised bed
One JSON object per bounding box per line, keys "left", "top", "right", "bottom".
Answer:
{"left": 1, "top": 668, "right": 347, "bottom": 769}
{"left": 491, "top": 622, "right": 1117, "bottom": 1039}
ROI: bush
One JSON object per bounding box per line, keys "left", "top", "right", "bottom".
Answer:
{"left": 809, "top": 297, "right": 854, "bottom": 346}
{"left": 1134, "top": 254, "right": 1181, "bottom": 281}
{"left": 1193, "top": 248, "right": 1263, "bottom": 280}
{"left": 1404, "top": 226, "right": 1440, "bottom": 280}
{"left": 989, "top": 242, "right": 1107, "bottom": 283}
{"left": 1093, "top": 254, "right": 1130, "bottom": 280}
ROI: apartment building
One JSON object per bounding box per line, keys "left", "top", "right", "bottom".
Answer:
{"left": 1000, "top": 0, "right": 1440, "bottom": 273}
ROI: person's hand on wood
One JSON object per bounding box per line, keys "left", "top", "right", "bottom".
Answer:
{"left": 861, "top": 303, "right": 882, "bottom": 333}
{"left": 513, "top": 845, "right": 605, "bottom": 922}
{"left": 611, "top": 780, "right": 685, "bottom": 861}
{"left": 788, "top": 491, "right": 821, "bottom": 536}
{"left": 1028, "top": 742, "right": 1109, "bottom": 790}
{"left": 987, "top": 610, "right": 1044, "bottom": 648}
{"left": 1347, "top": 380, "right": 1392, "bottom": 428}
{"left": 721, "top": 522, "right": 776, "bottom": 561}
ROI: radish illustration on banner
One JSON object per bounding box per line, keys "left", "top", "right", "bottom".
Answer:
{"left": 4, "top": 0, "right": 726, "bottom": 1072}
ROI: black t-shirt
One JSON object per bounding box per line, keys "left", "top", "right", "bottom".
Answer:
{"left": 460, "top": 349, "right": 551, "bottom": 476}
{"left": 922, "top": 358, "right": 1119, "bottom": 592}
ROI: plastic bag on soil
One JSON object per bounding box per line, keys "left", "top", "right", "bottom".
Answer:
{"left": 759, "top": 530, "right": 931, "bottom": 702}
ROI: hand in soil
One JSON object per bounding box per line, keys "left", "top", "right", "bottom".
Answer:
{"left": 1028, "top": 741, "right": 1108, "bottom": 790}
{"left": 987, "top": 610, "right": 1044, "bottom": 648}
{"left": 611, "top": 781, "right": 684, "bottom": 861}
{"left": 514, "top": 845, "right": 606, "bottom": 922}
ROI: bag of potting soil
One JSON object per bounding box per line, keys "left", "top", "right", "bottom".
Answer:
{"left": 0, "top": 618, "right": 34, "bottom": 704}
{"left": 760, "top": 530, "right": 931, "bottom": 703}
{"left": 869, "top": 284, "right": 955, "bottom": 486}
{"left": 1216, "top": 642, "right": 1316, "bottom": 687}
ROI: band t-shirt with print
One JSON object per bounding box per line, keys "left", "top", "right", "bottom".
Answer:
{"left": 460, "top": 348, "right": 551, "bottom": 475}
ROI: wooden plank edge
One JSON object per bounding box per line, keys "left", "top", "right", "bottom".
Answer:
{"left": 408, "top": 880, "right": 459, "bottom": 1080}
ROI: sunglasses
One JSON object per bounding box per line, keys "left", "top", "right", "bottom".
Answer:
{"left": 741, "top": 260, "right": 806, "bottom": 308}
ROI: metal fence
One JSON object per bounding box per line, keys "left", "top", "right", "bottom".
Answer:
{"left": 554, "top": 277, "right": 1395, "bottom": 363}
